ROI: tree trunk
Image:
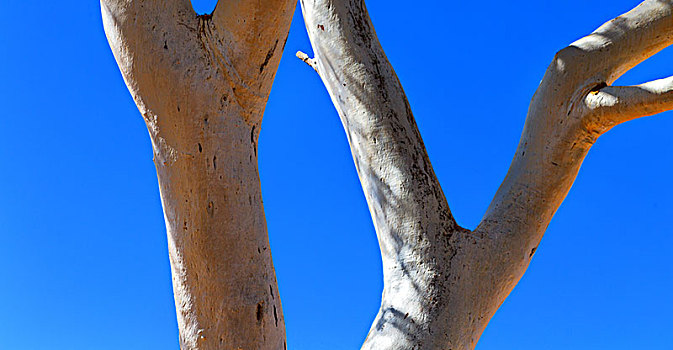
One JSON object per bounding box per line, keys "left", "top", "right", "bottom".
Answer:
{"left": 101, "top": 0, "right": 295, "bottom": 348}
{"left": 298, "top": 0, "right": 673, "bottom": 348}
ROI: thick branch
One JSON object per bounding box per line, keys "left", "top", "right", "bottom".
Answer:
{"left": 586, "top": 76, "right": 673, "bottom": 124}
{"left": 300, "top": 1, "right": 486, "bottom": 349}
{"left": 478, "top": 0, "right": 673, "bottom": 244}
{"left": 475, "top": 2, "right": 673, "bottom": 343}
{"left": 101, "top": 0, "right": 197, "bottom": 104}
{"left": 570, "top": 0, "right": 673, "bottom": 83}
{"left": 299, "top": 0, "right": 458, "bottom": 258}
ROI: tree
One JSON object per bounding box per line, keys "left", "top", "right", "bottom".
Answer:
{"left": 101, "top": 0, "right": 295, "bottom": 348}
{"left": 101, "top": 0, "right": 673, "bottom": 349}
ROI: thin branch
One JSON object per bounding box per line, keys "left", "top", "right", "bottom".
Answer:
{"left": 472, "top": 2, "right": 673, "bottom": 347}
{"left": 586, "top": 76, "right": 673, "bottom": 124}
{"left": 479, "top": 0, "right": 673, "bottom": 243}
{"left": 295, "top": 51, "right": 318, "bottom": 72}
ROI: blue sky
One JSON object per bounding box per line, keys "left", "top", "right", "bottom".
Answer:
{"left": 0, "top": 0, "right": 671, "bottom": 349}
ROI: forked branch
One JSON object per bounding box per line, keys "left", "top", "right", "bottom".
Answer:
{"left": 102, "top": 0, "right": 295, "bottom": 349}
{"left": 295, "top": 50, "right": 318, "bottom": 72}
{"left": 478, "top": 0, "right": 673, "bottom": 245}
{"left": 300, "top": 0, "right": 673, "bottom": 349}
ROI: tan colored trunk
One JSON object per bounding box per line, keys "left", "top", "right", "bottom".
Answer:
{"left": 102, "top": 0, "right": 673, "bottom": 349}
{"left": 101, "top": 0, "right": 295, "bottom": 348}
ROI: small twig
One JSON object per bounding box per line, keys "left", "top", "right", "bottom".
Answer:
{"left": 296, "top": 51, "right": 318, "bottom": 73}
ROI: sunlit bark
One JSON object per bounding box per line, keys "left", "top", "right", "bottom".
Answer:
{"left": 298, "top": 0, "right": 673, "bottom": 348}
{"left": 101, "top": 0, "right": 295, "bottom": 348}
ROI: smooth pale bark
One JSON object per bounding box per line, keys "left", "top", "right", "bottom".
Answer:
{"left": 299, "top": 0, "right": 673, "bottom": 349}
{"left": 101, "top": 0, "right": 295, "bottom": 348}
{"left": 585, "top": 76, "right": 673, "bottom": 123}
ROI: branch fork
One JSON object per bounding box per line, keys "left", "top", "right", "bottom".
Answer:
{"left": 299, "top": 0, "right": 673, "bottom": 348}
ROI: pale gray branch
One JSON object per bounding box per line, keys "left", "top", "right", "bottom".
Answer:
{"left": 301, "top": 1, "right": 673, "bottom": 349}
{"left": 295, "top": 50, "right": 318, "bottom": 72}
{"left": 478, "top": 0, "right": 673, "bottom": 251}
{"left": 300, "top": 0, "right": 488, "bottom": 349}
{"left": 570, "top": 0, "right": 673, "bottom": 83}
{"left": 586, "top": 76, "right": 673, "bottom": 124}
{"left": 476, "top": 4, "right": 673, "bottom": 343}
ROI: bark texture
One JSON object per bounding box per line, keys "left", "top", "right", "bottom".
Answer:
{"left": 299, "top": 0, "right": 673, "bottom": 349}
{"left": 101, "top": 0, "right": 295, "bottom": 348}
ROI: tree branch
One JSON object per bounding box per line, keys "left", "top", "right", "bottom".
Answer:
{"left": 586, "top": 76, "right": 673, "bottom": 124}
{"left": 100, "top": 0, "right": 197, "bottom": 100}
{"left": 295, "top": 50, "right": 318, "bottom": 72}
{"left": 478, "top": 0, "right": 673, "bottom": 242}
{"left": 300, "top": 0, "right": 476, "bottom": 348}
{"left": 569, "top": 0, "right": 673, "bottom": 83}
{"left": 475, "top": 3, "right": 673, "bottom": 343}
{"left": 101, "top": 0, "right": 194, "bottom": 32}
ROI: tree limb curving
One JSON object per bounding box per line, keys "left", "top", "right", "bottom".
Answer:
{"left": 301, "top": 0, "right": 673, "bottom": 349}
{"left": 570, "top": 0, "right": 673, "bottom": 84}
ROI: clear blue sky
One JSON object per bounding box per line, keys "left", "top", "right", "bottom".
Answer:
{"left": 0, "top": 0, "right": 671, "bottom": 349}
